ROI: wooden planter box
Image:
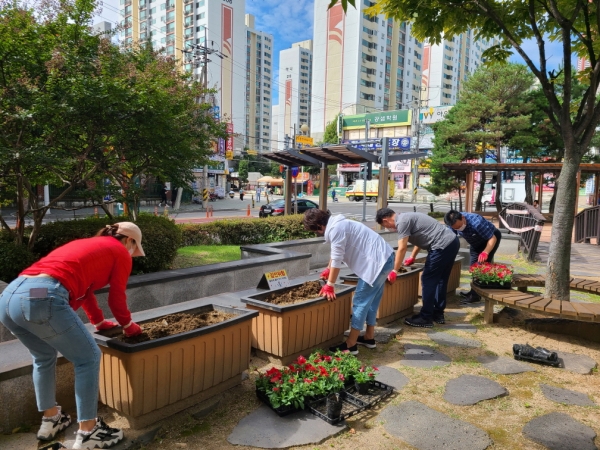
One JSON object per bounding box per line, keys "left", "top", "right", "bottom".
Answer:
{"left": 340, "top": 267, "right": 423, "bottom": 325}
{"left": 417, "top": 257, "right": 464, "bottom": 297}
{"left": 241, "top": 281, "right": 355, "bottom": 364}
{"left": 94, "top": 305, "right": 258, "bottom": 429}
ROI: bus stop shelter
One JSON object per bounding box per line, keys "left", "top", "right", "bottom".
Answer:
{"left": 263, "top": 141, "right": 427, "bottom": 215}
{"left": 443, "top": 162, "right": 600, "bottom": 212}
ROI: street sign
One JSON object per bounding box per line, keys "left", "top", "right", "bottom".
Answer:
{"left": 247, "top": 149, "right": 258, "bottom": 156}
{"left": 291, "top": 167, "right": 299, "bottom": 178}
{"left": 342, "top": 137, "right": 411, "bottom": 151}
{"left": 295, "top": 135, "right": 314, "bottom": 146}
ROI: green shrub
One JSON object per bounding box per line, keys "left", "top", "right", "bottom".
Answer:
{"left": 179, "top": 215, "right": 315, "bottom": 246}
{"left": 428, "top": 211, "right": 446, "bottom": 219}
{"left": 31, "top": 214, "right": 181, "bottom": 274}
{"left": 0, "top": 241, "right": 37, "bottom": 283}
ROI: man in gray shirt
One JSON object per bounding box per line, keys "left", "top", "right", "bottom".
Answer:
{"left": 376, "top": 208, "right": 460, "bottom": 327}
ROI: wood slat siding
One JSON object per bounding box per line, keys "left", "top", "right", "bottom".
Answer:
{"left": 247, "top": 292, "right": 352, "bottom": 358}
{"left": 418, "top": 259, "right": 461, "bottom": 296}
{"left": 98, "top": 320, "right": 252, "bottom": 418}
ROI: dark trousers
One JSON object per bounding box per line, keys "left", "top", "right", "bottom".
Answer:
{"left": 468, "top": 229, "right": 502, "bottom": 299}
{"left": 420, "top": 237, "right": 460, "bottom": 320}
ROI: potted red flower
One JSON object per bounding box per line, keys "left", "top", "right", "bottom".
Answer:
{"left": 470, "top": 262, "right": 513, "bottom": 289}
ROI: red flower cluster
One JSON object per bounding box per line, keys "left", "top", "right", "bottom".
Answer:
{"left": 470, "top": 262, "right": 513, "bottom": 285}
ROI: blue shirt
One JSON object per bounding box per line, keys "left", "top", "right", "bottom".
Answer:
{"left": 455, "top": 213, "right": 496, "bottom": 249}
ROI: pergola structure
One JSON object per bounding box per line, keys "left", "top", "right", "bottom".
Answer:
{"left": 443, "top": 163, "right": 600, "bottom": 212}
{"left": 263, "top": 142, "right": 427, "bottom": 215}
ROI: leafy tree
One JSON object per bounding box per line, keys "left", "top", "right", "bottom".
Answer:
{"left": 321, "top": 114, "right": 341, "bottom": 146}
{"left": 333, "top": 0, "right": 600, "bottom": 300}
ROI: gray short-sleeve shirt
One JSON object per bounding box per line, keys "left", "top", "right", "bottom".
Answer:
{"left": 395, "top": 212, "right": 457, "bottom": 251}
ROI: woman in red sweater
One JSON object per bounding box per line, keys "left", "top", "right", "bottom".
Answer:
{"left": 0, "top": 222, "right": 145, "bottom": 449}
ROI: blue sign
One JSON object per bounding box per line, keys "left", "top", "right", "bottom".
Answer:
{"left": 343, "top": 136, "right": 411, "bottom": 151}
{"left": 291, "top": 167, "right": 299, "bottom": 178}
{"left": 209, "top": 106, "right": 220, "bottom": 120}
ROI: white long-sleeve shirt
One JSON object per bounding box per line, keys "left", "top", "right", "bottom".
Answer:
{"left": 324, "top": 214, "right": 393, "bottom": 286}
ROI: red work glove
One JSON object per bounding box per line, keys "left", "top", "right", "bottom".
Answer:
{"left": 123, "top": 321, "right": 142, "bottom": 337}
{"left": 94, "top": 320, "right": 118, "bottom": 331}
{"left": 403, "top": 257, "right": 415, "bottom": 266}
{"left": 320, "top": 268, "right": 330, "bottom": 280}
{"left": 319, "top": 283, "right": 336, "bottom": 301}
{"left": 478, "top": 251, "right": 489, "bottom": 264}
{"left": 387, "top": 270, "right": 397, "bottom": 284}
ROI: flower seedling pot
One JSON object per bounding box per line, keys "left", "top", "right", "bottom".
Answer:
{"left": 355, "top": 381, "right": 370, "bottom": 395}
{"left": 241, "top": 280, "right": 355, "bottom": 364}
{"left": 341, "top": 266, "right": 423, "bottom": 325}
{"left": 472, "top": 280, "right": 512, "bottom": 290}
{"left": 94, "top": 304, "right": 258, "bottom": 429}
{"left": 326, "top": 393, "right": 343, "bottom": 419}
{"left": 417, "top": 257, "right": 463, "bottom": 297}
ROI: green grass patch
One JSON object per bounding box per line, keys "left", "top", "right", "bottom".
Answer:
{"left": 171, "top": 245, "right": 241, "bottom": 269}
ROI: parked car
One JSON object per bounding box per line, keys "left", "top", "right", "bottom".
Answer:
{"left": 259, "top": 199, "right": 321, "bottom": 217}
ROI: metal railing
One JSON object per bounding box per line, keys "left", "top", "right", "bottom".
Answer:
{"left": 574, "top": 205, "right": 600, "bottom": 244}
{"left": 499, "top": 202, "right": 546, "bottom": 262}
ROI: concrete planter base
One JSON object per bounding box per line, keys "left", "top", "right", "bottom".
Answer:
{"left": 241, "top": 281, "right": 355, "bottom": 362}
{"left": 341, "top": 267, "right": 422, "bottom": 325}
{"left": 94, "top": 305, "right": 257, "bottom": 429}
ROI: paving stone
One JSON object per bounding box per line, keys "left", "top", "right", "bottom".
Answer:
{"left": 380, "top": 400, "right": 492, "bottom": 450}
{"left": 523, "top": 412, "right": 597, "bottom": 450}
{"left": 399, "top": 344, "right": 451, "bottom": 369}
{"left": 557, "top": 351, "right": 598, "bottom": 375}
{"left": 477, "top": 355, "right": 536, "bottom": 374}
{"left": 344, "top": 324, "right": 402, "bottom": 344}
{"left": 0, "top": 432, "right": 38, "bottom": 450}
{"left": 227, "top": 404, "right": 345, "bottom": 448}
{"left": 540, "top": 384, "right": 596, "bottom": 407}
{"left": 375, "top": 366, "right": 409, "bottom": 390}
{"left": 444, "top": 374, "right": 508, "bottom": 406}
{"left": 427, "top": 331, "right": 482, "bottom": 348}
{"left": 439, "top": 323, "right": 477, "bottom": 334}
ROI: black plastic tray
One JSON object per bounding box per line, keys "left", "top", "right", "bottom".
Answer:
{"left": 308, "top": 391, "right": 368, "bottom": 425}
{"left": 344, "top": 380, "right": 394, "bottom": 407}
{"left": 256, "top": 388, "right": 303, "bottom": 416}
{"left": 513, "top": 349, "right": 561, "bottom": 367}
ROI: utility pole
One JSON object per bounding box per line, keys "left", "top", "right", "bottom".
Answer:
{"left": 362, "top": 119, "right": 370, "bottom": 222}
{"left": 411, "top": 90, "right": 426, "bottom": 202}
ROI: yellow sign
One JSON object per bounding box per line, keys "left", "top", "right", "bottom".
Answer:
{"left": 247, "top": 149, "right": 258, "bottom": 156}
{"left": 226, "top": 150, "right": 233, "bottom": 160}
{"left": 295, "top": 135, "right": 314, "bottom": 146}
{"left": 264, "top": 269, "right": 289, "bottom": 289}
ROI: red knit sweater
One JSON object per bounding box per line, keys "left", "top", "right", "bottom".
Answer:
{"left": 21, "top": 237, "right": 133, "bottom": 326}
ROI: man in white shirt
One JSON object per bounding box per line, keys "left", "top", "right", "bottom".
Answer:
{"left": 303, "top": 209, "right": 396, "bottom": 355}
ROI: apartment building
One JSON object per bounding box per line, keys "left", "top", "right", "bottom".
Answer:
{"left": 271, "top": 105, "right": 279, "bottom": 152}
{"left": 311, "top": 0, "right": 424, "bottom": 141}
{"left": 422, "top": 30, "right": 499, "bottom": 107}
{"left": 119, "top": 0, "right": 246, "bottom": 151}
{"left": 245, "top": 14, "right": 273, "bottom": 154}
{"left": 276, "top": 40, "right": 313, "bottom": 150}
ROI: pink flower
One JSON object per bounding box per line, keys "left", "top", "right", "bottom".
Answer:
{"left": 297, "top": 355, "right": 307, "bottom": 365}
{"left": 273, "top": 387, "right": 280, "bottom": 392}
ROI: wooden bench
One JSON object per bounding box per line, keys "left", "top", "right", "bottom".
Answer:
{"left": 472, "top": 274, "right": 600, "bottom": 324}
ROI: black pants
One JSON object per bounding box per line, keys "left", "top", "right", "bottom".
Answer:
{"left": 420, "top": 237, "right": 460, "bottom": 319}
{"left": 469, "top": 229, "right": 502, "bottom": 299}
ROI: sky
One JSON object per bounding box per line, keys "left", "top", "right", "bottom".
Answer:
{"left": 94, "top": 0, "right": 570, "bottom": 107}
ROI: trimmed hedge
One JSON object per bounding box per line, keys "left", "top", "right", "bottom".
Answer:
{"left": 0, "top": 241, "right": 37, "bottom": 283}
{"left": 31, "top": 214, "right": 182, "bottom": 275}
{"left": 179, "top": 215, "right": 315, "bottom": 246}
{"left": 428, "top": 211, "right": 446, "bottom": 219}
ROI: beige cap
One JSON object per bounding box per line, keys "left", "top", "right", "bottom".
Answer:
{"left": 115, "top": 222, "right": 145, "bottom": 257}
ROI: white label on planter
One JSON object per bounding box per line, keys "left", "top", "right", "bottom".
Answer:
{"left": 265, "top": 270, "right": 290, "bottom": 289}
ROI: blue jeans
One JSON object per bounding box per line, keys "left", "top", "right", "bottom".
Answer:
{"left": 420, "top": 237, "right": 460, "bottom": 320}
{"left": 351, "top": 253, "right": 395, "bottom": 330}
{"left": 0, "top": 276, "right": 101, "bottom": 422}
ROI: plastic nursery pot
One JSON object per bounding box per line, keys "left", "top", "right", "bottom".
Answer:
{"left": 355, "top": 381, "right": 370, "bottom": 395}
{"left": 326, "top": 393, "right": 343, "bottom": 419}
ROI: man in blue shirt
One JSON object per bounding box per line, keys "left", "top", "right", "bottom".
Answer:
{"left": 444, "top": 210, "right": 502, "bottom": 304}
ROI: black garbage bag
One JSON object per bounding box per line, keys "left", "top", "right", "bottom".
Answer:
{"left": 513, "top": 343, "right": 560, "bottom": 366}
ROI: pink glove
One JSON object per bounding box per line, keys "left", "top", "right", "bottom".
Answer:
{"left": 94, "top": 320, "right": 118, "bottom": 331}
{"left": 478, "top": 252, "right": 489, "bottom": 264}
{"left": 403, "top": 257, "right": 415, "bottom": 266}
{"left": 319, "top": 284, "right": 336, "bottom": 301}
{"left": 387, "top": 270, "right": 397, "bottom": 284}
{"left": 123, "top": 321, "right": 142, "bottom": 337}
{"left": 320, "top": 268, "right": 330, "bottom": 280}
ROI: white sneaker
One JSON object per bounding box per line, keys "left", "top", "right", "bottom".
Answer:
{"left": 73, "top": 417, "right": 124, "bottom": 449}
{"left": 37, "top": 407, "right": 72, "bottom": 440}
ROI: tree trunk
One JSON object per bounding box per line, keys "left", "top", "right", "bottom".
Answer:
{"left": 458, "top": 188, "right": 463, "bottom": 211}
{"left": 549, "top": 178, "right": 557, "bottom": 214}
{"left": 545, "top": 152, "right": 582, "bottom": 300}
{"left": 524, "top": 170, "right": 533, "bottom": 204}
{"left": 15, "top": 169, "right": 25, "bottom": 245}
{"left": 475, "top": 170, "right": 486, "bottom": 211}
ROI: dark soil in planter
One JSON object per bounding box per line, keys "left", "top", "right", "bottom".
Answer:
{"left": 121, "top": 311, "right": 235, "bottom": 344}
{"left": 262, "top": 281, "right": 323, "bottom": 305}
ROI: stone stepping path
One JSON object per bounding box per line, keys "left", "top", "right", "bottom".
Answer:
{"left": 227, "top": 404, "right": 345, "bottom": 448}
{"left": 375, "top": 366, "right": 409, "bottom": 390}
{"left": 427, "top": 331, "right": 482, "bottom": 348}
{"left": 444, "top": 375, "right": 508, "bottom": 406}
{"left": 557, "top": 351, "right": 598, "bottom": 375}
{"left": 439, "top": 323, "right": 478, "bottom": 334}
{"left": 399, "top": 344, "right": 451, "bottom": 369}
{"left": 540, "top": 384, "right": 596, "bottom": 407}
{"left": 477, "top": 355, "right": 536, "bottom": 374}
{"left": 522, "top": 412, "right": 597, "bottom": 450}
{"left": 345, "top": 324, "right": 402, "bottom": 344}
{"left": 380, "top": 401, "right": 492, "bottom": 450}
